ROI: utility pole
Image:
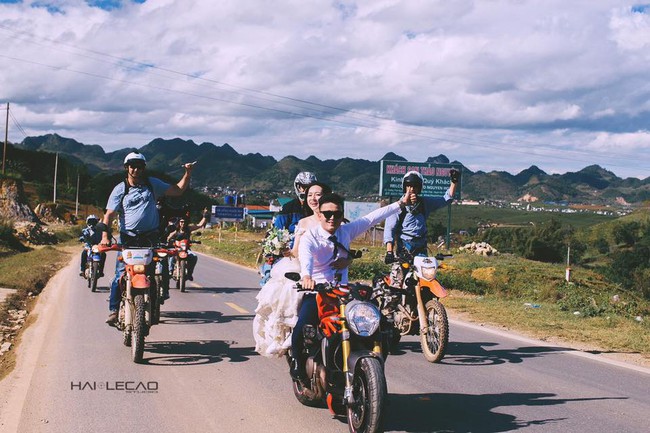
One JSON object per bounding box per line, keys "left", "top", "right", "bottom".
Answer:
{"left": 75, "top": 172, "right": 80, "bottom": 216}
{"left": 53, "top": 152, "right": 58, "bottom": 203}
{"left": 2, "top": 102, "right": 8, "bottom": 175}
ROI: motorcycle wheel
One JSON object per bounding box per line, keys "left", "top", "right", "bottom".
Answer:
{"left": 421, "top": 299, "right": 449, "bottom": 363}
{"left": 179, "top": 261, "right": 187, "bottom": 293}
{"left": 90, "top": 262, "right": 99, "bottom": 292}
{"left": 152, "top": 276, "right": 161, "bottom": 325}
{"left": 347, "top": 357, "right": 386, "bottom": 433}
{"left": 131, "top": 293, "right": 146, "bottom": 363}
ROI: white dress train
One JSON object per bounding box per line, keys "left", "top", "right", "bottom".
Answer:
{"left": 253, "top": 257, "right": 304, "bottom": 357}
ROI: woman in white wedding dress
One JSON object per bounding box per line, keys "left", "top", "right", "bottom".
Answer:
{"left": 253, "top": 182, "right": 332, "bottom": 357}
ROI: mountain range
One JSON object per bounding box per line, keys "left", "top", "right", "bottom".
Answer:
{"left": 14, "top": 134, "right": 650, "bottom": 205}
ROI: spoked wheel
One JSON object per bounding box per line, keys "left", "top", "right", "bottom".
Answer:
{"left": 90, "top": 262, "right": 99, "bottom": 292}
{"left": 131, "top": 293, "right": 146, "bottom": 363}
{"left": 347, "top": 357, "right": 386, "bottom": 433}
{"left": 179, "top": 261, "right": 187, "bottom": 293}
{"left": 420, "top": 299, "right": 449, "bottom": 363}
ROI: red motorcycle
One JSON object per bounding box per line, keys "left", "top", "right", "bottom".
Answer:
{"left": 171, "top": 237, "right": 200, "bottom": 292}
{"left": 99, "top": 243, "right": 167, "bottom": 363}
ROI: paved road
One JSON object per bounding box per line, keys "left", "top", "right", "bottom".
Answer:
{"left": 0, "top": 252, "right": 648, "bottom": 432}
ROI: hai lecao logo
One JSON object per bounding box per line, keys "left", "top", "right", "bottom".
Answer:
{"left": 70, "top": 381, "right": 159, "bottom": 393}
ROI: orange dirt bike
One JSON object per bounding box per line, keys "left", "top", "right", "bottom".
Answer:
{"left": 99, "top": 243, "right": 167, "bottom": 363}
{"left": 373, "top": 251, "right": 451, "bottom": 363}
{"left": 171, "top": 237, "right": 201, "bottom": 292}
{"left": 285, "top": 272, "right": 388, "bottom": 433}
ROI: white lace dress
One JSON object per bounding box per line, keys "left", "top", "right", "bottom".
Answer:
{"left": 253, "top": 256, "right": 304, "bottom": 357}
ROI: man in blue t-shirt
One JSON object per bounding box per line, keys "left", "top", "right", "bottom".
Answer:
{"left": 383, "top": 169, "right": 459, "bottom": 261}
{"left": 99, "top": 152, "right": 195, "bottom": 325}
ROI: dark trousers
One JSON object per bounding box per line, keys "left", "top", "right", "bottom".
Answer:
{"left": 291, "top": 294, "right": 319, "bottom": 359}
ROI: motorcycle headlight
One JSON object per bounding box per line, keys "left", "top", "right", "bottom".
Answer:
{"left": 420, "top": 266, "right": 437, "bottom": 281}
{"left": 91, "top": 245, "right": 100, "bottom": 253}
{"left": 157, "top": 252, "right": 168, "bottom": 258}
{"left": 132, "top": 264, "right": 146, "bottom": 274}
{"left": 345, "top": 300, "right": 381, "bottom": 337}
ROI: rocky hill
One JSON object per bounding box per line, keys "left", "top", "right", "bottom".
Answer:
{"left": 11, "top": 134, "right": 650, "bottom": 205}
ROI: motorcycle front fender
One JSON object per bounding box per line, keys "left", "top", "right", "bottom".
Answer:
{"left": 131, "top": 273, "right": 150, "bottom": 289}
{"left": 347, "top": 350, "right": 384, "bottom": 375}
{"left": 420, "top": 279, "right": 448, "bottom": 299}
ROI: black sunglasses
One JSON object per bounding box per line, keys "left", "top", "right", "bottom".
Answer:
{"left": 322, "top": 210, "right": 344, "bottom": 220}
{"left": 128, "top": 162, "right": 146, "bottom": 169}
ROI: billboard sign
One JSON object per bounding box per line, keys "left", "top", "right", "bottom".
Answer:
{"left": 344, "top": 201, "right": 381, "bottom": 221}
{"left": 379, "top": 160, "right": 462, "bottom": 198}
{"left": 211, "top": 205, "right": 245, "bottom": 222}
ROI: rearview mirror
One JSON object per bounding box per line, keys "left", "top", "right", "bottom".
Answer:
{"left": 284, "top": 272, "right": 301, "bottom": 282}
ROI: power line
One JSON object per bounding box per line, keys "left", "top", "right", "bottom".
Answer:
{"left": 9, "top": 110, "right": 28, "bottom": 137}
{"left": 0, "top": 24, "right": 648, "bottom": 171}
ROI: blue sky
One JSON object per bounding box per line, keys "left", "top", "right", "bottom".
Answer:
{"left": 0, "top": 0, "right": 649, "bottom": 179}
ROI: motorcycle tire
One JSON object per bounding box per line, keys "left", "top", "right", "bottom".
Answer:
{"left": 131, "top": 293, "right": 146, "bottom": 363}
{"left": 347, "top": 357, "right": 386, "bottom": 433}
{"left": 152, "top": 276, "right": 161, "bottom": 325}
{"left": 421, "top": 299, "right": 449, "bottom": 363}
{"left": 90, "top": 262, "right": 99, "bottom": 292}
{"left": 179, "top": 261, "right": 187, "bottom": 293}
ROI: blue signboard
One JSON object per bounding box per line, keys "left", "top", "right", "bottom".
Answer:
{"left": 379, "top": 160, "right": 462, "bottom": 198}
{"left": 211, "top": 205, "right": 245, "bottom": 222}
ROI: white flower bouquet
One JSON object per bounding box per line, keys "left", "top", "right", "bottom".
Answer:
{"left": 261, "top": 227, "right": 293, "bottom": 256}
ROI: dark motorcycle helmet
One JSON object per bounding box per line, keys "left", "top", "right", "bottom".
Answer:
{"left": 402, "top": 171, "right": 424, "bottom": 193}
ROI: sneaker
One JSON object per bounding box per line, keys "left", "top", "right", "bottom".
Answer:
{"left": 99, "top": 272, "right": 104, "bottom": 278}
{"left": 79, "top": 271, "right": 85, "bottom": 277}
{"left": 106, "top": 310, "right": 118, "bottom": 326}
{"left": 187, "top": 275, "right": 194, "bottom": 281}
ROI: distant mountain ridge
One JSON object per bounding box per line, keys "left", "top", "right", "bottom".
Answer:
{"left": 14, "top": 134, "right": 650, "bottom": 205}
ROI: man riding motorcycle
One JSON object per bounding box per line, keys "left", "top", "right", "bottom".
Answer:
{"left": 79, "top": 214, "right": 105, "bottom": 277}
{"left": 292, "top": 192, "right": 408, "bottom": 381}
{"left": 383, "top": 168, "right": 459, "bottom": 261}
{"left": 98, "top": 152, "right": 194, "bottom": 325}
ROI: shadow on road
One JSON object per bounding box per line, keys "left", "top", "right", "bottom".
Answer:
{"left": 159, "top": 310, "right": 253, "bottom": 325}
{"left": 394, "top": 341, "right": 570, "bottom": 366}
{"left": 384, "top": 391, "right": 626, "bottom": 432}
{"left": 181, "top": 286, "right": 259, "bottom": 294}
{"left": 142, "top": 339, "right": 257, "bottom": 365}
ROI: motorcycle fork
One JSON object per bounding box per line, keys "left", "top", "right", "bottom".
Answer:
{"left": 124, "top": 278, "right": 133, "bottom": 328}
{"left": 414, "top": 279, "right": 429, "bottom": 336}
{"left": 339, "top": 304, "right": 355, "bottom": 404}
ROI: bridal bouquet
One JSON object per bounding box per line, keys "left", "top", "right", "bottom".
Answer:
{"left": 261, "top": 227, "right": 293, "bottom": 256}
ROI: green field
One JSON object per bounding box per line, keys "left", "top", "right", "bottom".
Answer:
{"left": 434, "top": 204, "right": 616, "bottom": 233}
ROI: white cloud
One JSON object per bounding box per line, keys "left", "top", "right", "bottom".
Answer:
{"left": 0, "top": 0, "right": 648, "bottom": 179}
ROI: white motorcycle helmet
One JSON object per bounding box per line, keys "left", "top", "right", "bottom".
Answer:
{"left": 86, "top": 214, "right": 99, "bottom": 227}
{"left": 294, "top": 171, "right": 317, "bottom": 200}
{"left": 123, "top": 152, "right": 147, "bottom": 166}
{"left": 402, "top": 171, "right": 424, "bottom": 192}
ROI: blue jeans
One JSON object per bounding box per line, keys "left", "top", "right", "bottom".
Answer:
{"left": 399, "top": 238, "right": 428, "bottom": 257}
{"left": 291, "top": 295, "right": 318, "bottom": 360}
{"left": 109, "top": 252, "right": 124, "bottom": 312}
